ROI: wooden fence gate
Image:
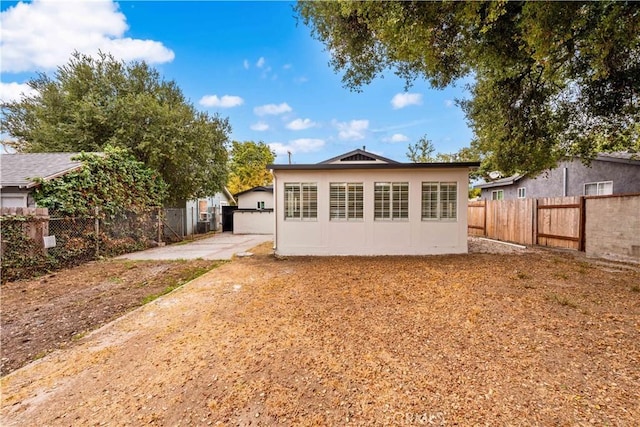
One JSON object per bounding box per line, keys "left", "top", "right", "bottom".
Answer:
{"left": 468, "top": 196, "right": 585, "bottom": 251}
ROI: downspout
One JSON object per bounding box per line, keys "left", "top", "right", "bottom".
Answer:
{"left": 272, "top": 171, "right": 277, "bottom": 252}
{"left": 562, "top": 167, "right": 568, "bottom": 197}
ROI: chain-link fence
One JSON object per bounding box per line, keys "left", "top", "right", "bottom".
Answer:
{"left": 1, "top": 208, "right": 163, "bottom": 282}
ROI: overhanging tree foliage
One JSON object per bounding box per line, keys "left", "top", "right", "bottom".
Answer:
{"left": 296, "top": 1, "right": 640, "bottom": 175}
{"left": 33, "top": 146, "right": 167, "bottom": 217}
{"left": 2, "top": 51, "right": 230, "bottom": 205}
{"left": 227, "top": 140, "right": 275, "bottom": 195}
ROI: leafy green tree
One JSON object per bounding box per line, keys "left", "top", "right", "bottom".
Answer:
{"left": 406, "top": 134, "right": 436, "bottom": 162}
{"left": 297, "top": 1, "right": 640, "bottom": 175}
{"left": 227, "top": 140, "right": 275, "bottom": 195}
{"left": 33, "top": 145, "right": 167, "bottom": 217}
{"left": 2, "top": 51, "right": 229, "bottom": 206}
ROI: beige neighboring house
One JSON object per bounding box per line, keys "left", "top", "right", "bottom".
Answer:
{"left": 233, "top": 185, "right": 273, "bottom": 235}
{"left": 0, "top": 153, "right": 86, "bottom": 208}
{"left": 268, "top": 149, "right": 479, "bottom": 256}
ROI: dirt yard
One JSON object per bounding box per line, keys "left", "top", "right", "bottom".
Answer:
{"left": 1, "top": 239, "right": 639, "bottom": 425}
{"left": 1, "top": 259, "right": 224, "bottom": 376}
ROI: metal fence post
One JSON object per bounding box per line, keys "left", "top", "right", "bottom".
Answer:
{"left": 157, "top": 207, "right": 163, "bottom": 244}
{"left": 94, "top": 206, "right": 100, "bottom": 258}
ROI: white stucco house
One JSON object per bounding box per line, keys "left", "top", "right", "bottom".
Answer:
{"left": 268, "top": 149, "right": 479, "bottom": 256}
{"left": 233, "top": 185, "right": 274, "bottom": 235}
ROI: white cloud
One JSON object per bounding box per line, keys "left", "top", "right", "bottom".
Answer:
{"left": 0, "top": 82, "right": 38, "bottom": 103}
{"left": 384, "top": 133, "right": 409, "bottom": 143}
{"left": 243, "top": 59, "right": 249, "bottom": 69}
{"left": 199, "top": 94, "right": 244, "bottom": 108}
{"left": 283, "top": 64, "right": 292, "bottom": 70}
{"left": 250, "top": 121, "right": 269, "bottom": 131}
{"left": 256, "top": 57, "right": 265, "bottom": 68}
{"left": 333, "top": 119, "right": 369, "bottom": 141}
{"left": 285, "top": 118, "right": 316, "bottom": 131}
{"left": 254, "top": 102, "right": 292, "bottom": 116}
{"left": 269, "top": 138, "right": 325, "bottom": 155}
{"left": 0, "top": 0, "right": 174, "bottom": 73}
{"left": 445, "top": 99, "right": 454, "bottom": 108}
{"left": 391, "top": 92, "right": 423, "bottom": 109}
{"left": 294, "top": 76, "right": 308, "bottom": 84}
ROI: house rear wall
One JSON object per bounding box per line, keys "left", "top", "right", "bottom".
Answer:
{"left": 273, "top": 168, "right": 470, "bottom": 256}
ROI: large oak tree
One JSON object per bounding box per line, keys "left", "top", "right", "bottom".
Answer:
{"left": 2, "top": 52, "right": 230, "bottom": 206}
{"left": 296, "top": 1, "right": 640, "bottom": 175}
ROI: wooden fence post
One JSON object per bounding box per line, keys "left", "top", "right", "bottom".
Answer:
{"left": 578, "top": 196, "right": 586, "bottom": 252}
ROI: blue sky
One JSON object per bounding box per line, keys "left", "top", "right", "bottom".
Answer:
{"left": 1, "top": 0, "right": 473, "bottom": 164}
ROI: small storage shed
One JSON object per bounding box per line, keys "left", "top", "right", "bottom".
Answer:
{"left": 232, "top": 185, "right": 274, "bottom": 235}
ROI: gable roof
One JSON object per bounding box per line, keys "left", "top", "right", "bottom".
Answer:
{"left": 319, "top": 149, "right": 400, "bottom": 164}
{"left": 233, "top": 185, "right": 274, "bottom": 198}
{"left": 268, "top": 149, "right": 480, "bottom": 171}
{"left": 0, "top": 153, "right": 88, "bottom": 189}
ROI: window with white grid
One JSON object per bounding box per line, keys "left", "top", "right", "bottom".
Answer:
{"left": 284, "top": 183, "right": 317, "bottom": 220}
{"left": 330, "top": 183, "right": 363, "bottom": 220}
{"left": 422, "top": 182, "right": 458, "bottom": 221}
{"left": 375, "top": 182, "right": 408, "bottom": 220}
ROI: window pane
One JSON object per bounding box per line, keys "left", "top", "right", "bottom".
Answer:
{"left": 330, "top": 183, "right": 346, "bottom": 220}
{"left": 374, "top": 183, "right": 391, "bottom": 219}
{"left": 599, "top": 181, "right": 613, "bottom": 195}
{"left": 422, "top": 182, "right": 438, "bottom": 219}
{"left": 302, "top": 183, "right": 317, "bottom": 219}
{"left": 284, "top": 184, "right": 300, "bottom": 219}
{"left": 440, "top": 182, "right": 457, "bottom": 219}
{"left": 347, "top": 183, "right": 364, "bottom": 219}
{"left": 584, "top": 183, "right": 598, "bottom": 196}
{"left": 392, "top": 183, "right": 409, "bottom": 219}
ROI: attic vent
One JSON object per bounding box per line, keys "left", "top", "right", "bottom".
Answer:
{"left": 340, "top": 153, "right": 376, "bottom": 162}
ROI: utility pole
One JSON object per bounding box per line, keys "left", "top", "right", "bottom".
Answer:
{"left": 287, "top": 150, "right": 292, "bottom": 164}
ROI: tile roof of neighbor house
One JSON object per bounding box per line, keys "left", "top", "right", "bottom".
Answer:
{"left": 0, "top": 153, "right": 88, "bottom": 189}
{"left": 268, "top": 149, "right": 480, "bottom": 170}
{"left": 233, "top": 185, "right": 274, "bottom": 198}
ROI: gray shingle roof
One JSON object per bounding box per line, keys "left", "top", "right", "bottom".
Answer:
{"left": 0, "top": 153, "right": 86, "bottom": 189}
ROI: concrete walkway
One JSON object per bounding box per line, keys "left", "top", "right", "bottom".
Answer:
{"left": 117, "top": 233, "right": 273, "bottom": 261}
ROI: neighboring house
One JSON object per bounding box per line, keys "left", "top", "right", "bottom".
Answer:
{"left": 232, "top": 185, "right": 274, "bottom": 235}
{"left": 268, "top": 149, "right": 479, "bottom": 256}
{"left": 476, "top": 152, "right": 640, "bottom": 200}
{"left": 0, "top": 153, "right": 86, "bottom": 208}
{"left": 183, "top": 189, "right": 235, "bottom": 235}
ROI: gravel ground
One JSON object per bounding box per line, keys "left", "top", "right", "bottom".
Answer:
{"left": 1, "top": 239, "right": 639, "bottom": 426}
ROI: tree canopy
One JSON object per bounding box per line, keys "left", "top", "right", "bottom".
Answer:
{"left": 296, "top": 1, "right": 640, "bottom": 175}
{"left": 227, "top": 140, "right": 275, "bottom": 195}
{"left": 2, "top": 52, "right": 230, "bottom": 206}
{"left": 33, "top": 146, "right": 167, "bottom": 217}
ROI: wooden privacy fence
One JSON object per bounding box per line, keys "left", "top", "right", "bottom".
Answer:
{"left": 468, "top": 196, "right": 585, "bottom": 250}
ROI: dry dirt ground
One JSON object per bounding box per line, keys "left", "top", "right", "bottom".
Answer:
{"left": 1, "top": 239, "right": 639, "bottom": 426}
{"left": 1, "top": 259, "right": 224, "bottom": 376}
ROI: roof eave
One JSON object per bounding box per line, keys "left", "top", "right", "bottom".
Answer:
{"left": 268, "top": 162, "right": 480, "bottom": 171}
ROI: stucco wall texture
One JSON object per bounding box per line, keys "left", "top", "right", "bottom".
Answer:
{"left": 585, "top": 195, "right": 640, "bottom": 263}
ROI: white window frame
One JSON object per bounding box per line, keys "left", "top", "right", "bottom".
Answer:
{"left": 374, "top": 182, "right": 409, "bottom": 220}
{"left": 517, "top": 187, "right": 526, "bottom": 199}
{"left": 330, "top": 183, "right": 364, "bottom": 221}
{"left": 584, "top": 181, "right": 613, "bottom": 196}
{"left": 422, "top": 182, "right": 458, "bottom": 221}
{"left": 491, "top": 190, "right": 504, "bottom": 200}
{"left": 284, "top": 183, "right": 317, "bottom": 220}
{"left": 257, "top": 201, "right": 265, "bottom": 210}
